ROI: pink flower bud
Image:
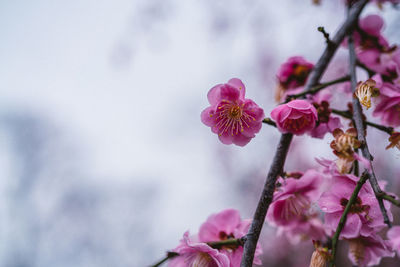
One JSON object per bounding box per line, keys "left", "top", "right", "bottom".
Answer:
{"left": 270, "top": 100, "right": 318, "bottom": 135}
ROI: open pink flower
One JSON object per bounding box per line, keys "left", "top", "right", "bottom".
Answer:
{"left": 169, "top": 232, "right": 230, "bottom": 267}
{"left": 277, "top": 216, "right": 326, "bottom": 244}
{"left": 387, "top": 226, "right": 400, "bottom": 255}
{"left": 347, "top": 234, "right": 394, "bottom": 267}
{"left": 266, "top": 170, "right": 323, "bottom": 226}
{"left": 275, "top": 56, "right": 314, "bottom": 101}
{"left": 199, "top": 209, "right": 262, "bottom": 266}
{"left": 201, "top": 78, "right": 265, "bottom": 146}
{"left": 373, "top": 74, "right": 400, "bottom": 127}
{"left": 270, "top": 100, "right": 318, "bottom": 135}
{"left": 318, "top": 175, "right": 392, "bottom": 239}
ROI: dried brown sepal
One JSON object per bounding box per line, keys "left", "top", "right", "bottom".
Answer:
{"left": 354, "top": 79, "right": 379, "bottom": 110}
{"left": 386, "top": 132, "right": 400, "bottom": 150}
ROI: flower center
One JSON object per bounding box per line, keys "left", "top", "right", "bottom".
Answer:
{"left": 340, "top": 197, "right": 370, "bottom": 214}
{"left": 281, "top": 194, "right": 310, "bottom": 221}
{"left": 282, "top": 116, "right": 311, "bottom": 132}
{"left": 214, "top": 100, "right": 255, "bottom": 136}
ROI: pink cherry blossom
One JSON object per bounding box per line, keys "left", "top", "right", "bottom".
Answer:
{"left": 198, "top": 209, "right": 262, "bottom": 266}
{"left": 373, "top": 74, "right": 400, "bottom": 127}
{"left": 270, "top": 100, "right": 318, "bottom": 135}
{"left": 169, "top": 232, "right": 230, "bottom": 267}
{"left": 277, "top": 56, "right": 314, "bottom": 90}
{"left": 318, "top": 175, "right": 392, "bottom": 239}
{"left": 266, "top": 170, "right": 323, "bottom": 227}
{"left": 347, "top": 234, "right": 394, "bottom": 267}
{"left": 276, "top": 216, "right": 326, "bottom": 244}
{"left": 201, "top": 78, "right": 265, "bottom": 146}
{"left": 387, "top": 226, "right": 400, "bottom": 255}
{"left": 275, "top": 56, "right": 314, "bottom": 101}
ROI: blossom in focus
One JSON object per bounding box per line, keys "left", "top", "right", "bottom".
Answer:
{"left": 373, "top": 75, "right": 400, "bottom": 127}
{"left": 309, "top": 93, "right": 342, "bottom": 139}
{"left": 169, "top": 232, "right": 230, "bottom": 267}
{"left": 387, "top": 226, "right": 400, "bottom": 255}
{"left": 386, "top": 132, "right": 400, "bottom": 150}
{"left": 354, "top": 79, "right": 379, "bottom": 110}
{"left": 198, "top": 209, "right": 262, "bottom": 266}
{"left": 270, "top": 100, "right": 318, "bottom": 135}
{"left": 201, "top": 78, "right": 265, "bottom": 146}
{"left": 275, "top": 56, "right": 314, "bottom": 102}
{"left": 347, "top": 234, "right": 394, "bottom": 267}
{"left": 318, "top": 175, "right": 391, "bottom": 239}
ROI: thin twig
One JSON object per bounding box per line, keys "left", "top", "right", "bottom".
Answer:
{"left": 262, "top": 118, "right": 277, "bottom": 127}
{"left": 240, "top": 1, "right": 369, "bottom": 266}
{"left": 328, "top": 171, "right": 370, "bottom": 267}
{"left": 150, "top": 252, "right": 179, "bottom": 267}
{"left": 348, "top": 25, "right": 392, "bottom": 228}
{"left": 284, "top": 75, "right": 350, "bottom": 103}
{"left": 317, "top": 26, "right": 333, "bottom": 46}
{"left": 331, "top": 109, "right": 394, "bottom": 135}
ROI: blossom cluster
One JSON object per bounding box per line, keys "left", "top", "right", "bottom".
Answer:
{"left": 164, "top": 4, "right": 400, "bottom": 267}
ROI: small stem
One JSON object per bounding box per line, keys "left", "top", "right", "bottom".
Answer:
{"left": 207, "top": 236, "right": 246, "bottom": 249}
{"left": 284, "top": 75, "right": 350, "bottom": 103}
{"left": 331, "top": 109, "right": 393, "bottom": 135}
{"left": 262, "top": 118, "right": 277, "bottom": 127}
{"left": 151, "top": 252, "right": 179, "bottom": 267}
{"left": 328, "top": 171, "right": 370, "bottom": 267}
{"left": 382, "top": 193, "right": 400, "bottom": 207}
{"left": 317, "top": 26, "right": 333, "bottom": 45}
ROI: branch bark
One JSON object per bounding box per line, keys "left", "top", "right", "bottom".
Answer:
{"left": 348, "top": 25, "right": 392, "bottom": 228}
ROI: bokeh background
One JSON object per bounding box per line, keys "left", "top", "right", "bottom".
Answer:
{"left": 1, "top": 1, "right": 400, "bottom": 266}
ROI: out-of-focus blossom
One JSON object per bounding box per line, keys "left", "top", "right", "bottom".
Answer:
{"left": 373, "top": 75, "right": 400, "bottom": 127}
{"left": 386, "top": 132, "right": 400, "bottom": 150}
{"left": 354, "top": 79, "right": 379, "bottom": 110}
{"left": 318, "top": 175, "right": 391, "bottom": 239}
{"left": 201, "top": 78, "right": 265, "bottom": 146}
{"left": 277, "top": 216, "right": 326, "bottom": 244}
{"left": 275, "top": 56, "right": 314, "bottom": 102}
{"left": 387, "top": 226, "right": 400, "bottom": 255}
{"left": 309, "top": 93, "right": 342, "bottom": 139}
{"left": 271, "top": 100, "right": 318, "bottom": 135}
{"left": 354, "top": 15, "right": 400, "bottom": 77}
{"left": 348, "top": 234, "right": 394, "bottom": 267}
{"left": 169, "top": 231, "right": 230, "bottom": 267}
{"left": 267, "top": 170, "right": 326, "bottom": 243}
{"left": 267, "top": 170, "right": 322, "bottom": 226}
{"left": 199, "top": 209, "right": 262, "bottom": 266}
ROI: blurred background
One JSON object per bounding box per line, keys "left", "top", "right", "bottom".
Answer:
{"left": 0, "top": 1, "right": 400, "bottom": 266}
